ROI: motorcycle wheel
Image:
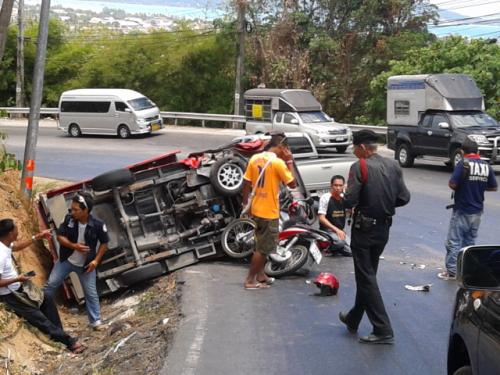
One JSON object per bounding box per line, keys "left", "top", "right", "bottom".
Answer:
{"left": 220, "top": 218, "right": 256, "bottom": 259}
{"left": 264, "top": 244, "right": 309, "bottom": 277}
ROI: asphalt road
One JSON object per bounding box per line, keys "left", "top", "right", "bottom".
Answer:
{"left": 2, "top": 120, "right": 500, "bottom": 375}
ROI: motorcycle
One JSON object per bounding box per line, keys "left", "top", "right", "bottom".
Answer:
{"left": 220, "top": 196, "right": 324, "bottom": 277}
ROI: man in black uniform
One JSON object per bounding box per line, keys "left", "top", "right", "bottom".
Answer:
{"left": 339, "top": 130, "right": 410, "bottom": 344}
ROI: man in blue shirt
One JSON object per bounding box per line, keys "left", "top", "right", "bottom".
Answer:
{"left": 439, "top": 138, "right": 497, "bottom": 280}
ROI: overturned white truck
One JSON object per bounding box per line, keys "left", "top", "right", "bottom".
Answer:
{"left": 386, "top": 74, "right": 499, "bottom": 168}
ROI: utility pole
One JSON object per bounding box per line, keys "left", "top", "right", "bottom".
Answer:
{"left": 16, "top": 0, "right": 25, "bottom": 110}
{"left": 20, "top": 0, "right": 51, "bottom": 199}
{"left": 233, "top": 0, "right": 246, "bottom": 126}
{"left": 0, "top": 0, "right": 15, "bottom": 63}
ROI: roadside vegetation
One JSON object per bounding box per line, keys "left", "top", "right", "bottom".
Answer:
{"left": 0, "top": 0, "right": 498, "bottom": 125}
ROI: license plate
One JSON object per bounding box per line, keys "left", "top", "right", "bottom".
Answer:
{"left": 309, "top": 241, "right": 322, "bottom": 264}
{"left": 336, "top": 137, "right": 346, "bottom": 141}
{"left": 151, "top": 122, "right": 161, "bottom": 131}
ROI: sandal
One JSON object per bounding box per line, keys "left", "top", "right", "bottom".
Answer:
{"left": 69, "top": 342, "right": 86, "bottom": 354}
{"left": 244, "top": 282, "right": 270, "bottom": 290}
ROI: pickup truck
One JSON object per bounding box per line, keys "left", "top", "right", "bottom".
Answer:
{"left": 386, "top": 74, "right": 500, "bottom": 168}
{"left": 244, "top": 88, "right": 352, "bottom": 153}
{"left": 234, "top": 132, "right": 355, "bottom": 198}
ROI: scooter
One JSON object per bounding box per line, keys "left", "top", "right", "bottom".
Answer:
{"left": 220, "top": 198, "right": 323, "bottom": 277}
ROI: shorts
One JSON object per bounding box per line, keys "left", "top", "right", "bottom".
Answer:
{"left": 253, "top": 217, "right": 279, "bottom": 255}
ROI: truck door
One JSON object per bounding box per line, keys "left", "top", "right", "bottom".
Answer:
{"left": 417, "top": 114, "right": 450, "bottom": 157}
{"left": 273, "top": 112, "right": 284, "bottom": 131}
{"left": 280, "top": 112, "right": 301, "bottom": 133}
{"left": 415, "top": 114, "right": 433, "bottom": 154}
{"left": 477, "top": 292, "right": 500, "bottom": 375}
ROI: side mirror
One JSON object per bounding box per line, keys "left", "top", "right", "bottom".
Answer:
{"left": 124, "top": 108, "right": 131, "bottom": 113}
{"left": 457, "top": 246, "right": 500, "bottom": 289}
{"left": 438, "top": 122, "right": 450, "bottom": 129}
{"left": 290, "top": 118, "right": 299, "bottom": 125}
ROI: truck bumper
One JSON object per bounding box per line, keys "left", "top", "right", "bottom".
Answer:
{"left": 480, "top": 136, "right": 500, "bottom": 164}
{"left": 315, "top": 136, "right": 352, "bottom": 148}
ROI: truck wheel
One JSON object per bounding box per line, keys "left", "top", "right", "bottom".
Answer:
{"left": 451, "top": 148, "right": 463, "bottom": 169}
{"left": 210, "top": 156, "right": 246, "bottom": 196}
{"left": 396, "top": 143, "right": 414, "bottom": 168}
{"left": 452, "top": 366, "right": 472, "bottom": 375}
{"left": 68, "top": 124, "right": 82, "bottom": 137}
{"left": 336, "top": 146, "right": 348, "bottom": 154}
{"left": 91, "top": 168, "right": 134, "bottom": 192}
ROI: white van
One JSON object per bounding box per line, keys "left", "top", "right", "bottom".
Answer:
{"left": 58, "top": 89, "right": 162, "bottom": 139}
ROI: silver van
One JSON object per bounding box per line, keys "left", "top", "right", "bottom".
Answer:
{"left": 58, "top": 89, "right": 162, "bottom": 139}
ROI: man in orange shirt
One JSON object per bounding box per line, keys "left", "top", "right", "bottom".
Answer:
{"left": 241, "top": 133, "right": 296, "bottom": 290}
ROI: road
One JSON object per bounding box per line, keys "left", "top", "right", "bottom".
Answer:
{"left": 2, "top": 121, "right": 499, "bottom": 375}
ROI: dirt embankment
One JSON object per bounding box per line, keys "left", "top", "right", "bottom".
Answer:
{"left": 0, "top": 171, "right": 181, "bottom": 374}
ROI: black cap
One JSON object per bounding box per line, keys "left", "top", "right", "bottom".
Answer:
{"left": 352, "top": 130, "right": 378, "bottom": 145}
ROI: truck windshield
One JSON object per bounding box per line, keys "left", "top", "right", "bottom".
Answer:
{"left": 127, "top": 97, "right": 155, "bottom": 111}
{"left": 298, "top": 111, "right": 331, "bottom": 123}
{"left": 450, "top": 113, "right": 498, "bottom": 128}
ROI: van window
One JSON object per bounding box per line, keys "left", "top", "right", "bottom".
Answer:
{"left": 275, "top": 112, "right": 283, "bottom": 123}
{"left": 394, "top": 100, "right": 410, "bottom": 116}
{"left": 288, "top": 137, "right": 314, "bottom": 154}
{"left": 127, "top": 97, "right": 155, "bottom": 111}
{"left": 284, "top": 113, "right": 297, "bottom": 124}
{"left": 61, "top": 101, "right": 111, "bottom": 113}
{"left": 115, "top": 102, "right": 128, "bottom": 112}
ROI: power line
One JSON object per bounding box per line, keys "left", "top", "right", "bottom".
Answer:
{"left": 445, "top": 0, "right": 500, "bottom": 11}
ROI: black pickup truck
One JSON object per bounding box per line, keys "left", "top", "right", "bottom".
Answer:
{"left": 387, "top": 110, "right": 500, "bottom": 168}
{"left": 386, "top": 74, "right": 500, "bottom": 168}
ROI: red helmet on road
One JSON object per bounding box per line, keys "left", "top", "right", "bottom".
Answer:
{"left": 314, "top": 272, "right": 339, "bottom": 296}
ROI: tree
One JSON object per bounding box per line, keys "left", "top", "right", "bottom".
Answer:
{"left": 0, "top": 0, "right": 15, "bottom": 63}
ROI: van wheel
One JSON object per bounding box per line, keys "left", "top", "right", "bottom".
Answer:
{"left": 68, "top": 124, "right": 81, "bottom": 137}
{"left": 396, "top": 143, "right": 414, "bottom": 168}
{"left": 118, "top": 125, "right": 131, "bottom": 139}
{"left": 336, "top": 146, "right": 348, "bottom": 153}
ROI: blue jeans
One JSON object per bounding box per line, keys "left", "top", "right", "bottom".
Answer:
{"left": 445, "top": 210, "right": 482, "bottom": 276}
{"left": 43, "top": 260, "right": 100, "bottom": 324}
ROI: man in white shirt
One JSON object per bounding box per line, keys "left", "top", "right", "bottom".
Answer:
{"left": 318, "top": 175, "right": 352, "bottom": 256}
{"left": 0, "top": 218, "right": 85, "bottom": 353}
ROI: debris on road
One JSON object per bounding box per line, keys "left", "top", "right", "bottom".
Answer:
{"left": 411, "top": 264, "right": 426, "bottom": 270}
{"left": 405, "top": 284, "right": 432, "bottom": 292}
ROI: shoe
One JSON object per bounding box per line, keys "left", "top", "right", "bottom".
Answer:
{"left": 91, "top": 320, "right": 107, "bottom": 331}
{"left": 339, "top": 249, "right": 353, "bottom": 257}
{"left": 68, "top": 341, "right": 86, "bottom": 354}
{"left": 338, "top": 312, "right": 357, "bottom": 334}
{"left": 359, "top": 333, "right": 394, "bottom": 345}
{"left": 437, "top": 271, "right": 456, "bottom": 281}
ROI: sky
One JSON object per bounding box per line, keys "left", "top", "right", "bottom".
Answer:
{"left": 429, "top": 0, "right": 500, "bottom": 38}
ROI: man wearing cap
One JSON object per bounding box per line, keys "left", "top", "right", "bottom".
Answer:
{"left": 44, "top": 192, "right": 109, "bottom": 330}
{"left": 438, "top": 138, "right": 497, "bottom": 280}
{"left": 241, "top": 132, "right": 297, "bottom": 290}
{"left": 339, "top": 130, "right": 410, "bottom": 344}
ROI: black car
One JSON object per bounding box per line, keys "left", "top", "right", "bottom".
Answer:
{"left": 447, "top": 245, "right": 500, "bottom": 375}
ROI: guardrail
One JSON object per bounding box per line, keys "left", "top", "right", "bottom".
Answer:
{"left": 0, "top": 107, "right": 387, "bottom": 134}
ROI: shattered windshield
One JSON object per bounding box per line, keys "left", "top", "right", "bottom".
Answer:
{"left": 450, "top": 113, "right": 498, "bottom": 128}
{"left": 298, "top": 111, "right": 331, "bottom": 123}
{"left": 128, "top": 97, "right": 155, "bottom": 111}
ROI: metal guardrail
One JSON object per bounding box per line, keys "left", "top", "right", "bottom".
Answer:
{"left": 0, "top": 107, "right": 388, "bottom": 133}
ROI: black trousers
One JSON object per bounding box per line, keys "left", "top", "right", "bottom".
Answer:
{"left": 345, "top": 223, "right": 393, "bottom": 336}
{"left": 0, "top": 290, "right": 75, "bottom": 348}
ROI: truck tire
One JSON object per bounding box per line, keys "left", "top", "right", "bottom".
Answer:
{"left": 452, "top": 366, "right": 472, "bottom": 375}
{"left": 91, "top": 168, "right": 134, "bottom": 192}
{"left": 451, "top": 148, "right": 463, "bottom": 169}
{"left": 336, "top": 146, "right": 348, "bottom": 154}
{"left": 396, "top": 143, "right": 414, "bottom": 168}
{"left": 210, "top": 156, "right": 246, "bottom": 196}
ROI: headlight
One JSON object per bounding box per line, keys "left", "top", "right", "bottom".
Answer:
{"left": 468, "top": 134, "right": 489, "bottom": 144}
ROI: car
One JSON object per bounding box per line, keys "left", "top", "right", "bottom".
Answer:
{"left": 447, "top": 245, "right": 500, "bottom": 375}
{"left": 37, "top": 138, "right": 310, "bottom": 300}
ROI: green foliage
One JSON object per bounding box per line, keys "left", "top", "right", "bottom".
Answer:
{"left": 0, "top": 131, "right": 22, "bottom": 173}
{"left": 363, "top": 36, "right": 500, "bottom": 123}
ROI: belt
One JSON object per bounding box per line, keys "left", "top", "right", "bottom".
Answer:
{"left": 355, "top": 212, "right": 392, "bottom": 226}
